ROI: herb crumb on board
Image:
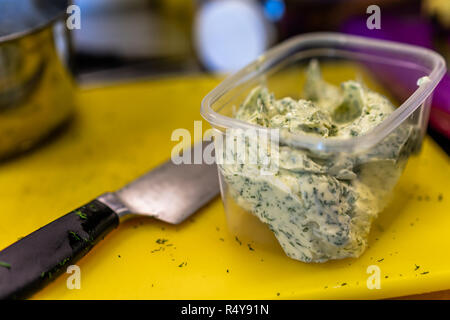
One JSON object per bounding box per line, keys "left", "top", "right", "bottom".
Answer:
{"left": 0, "top": 261, "right": 11, "bottom": 269}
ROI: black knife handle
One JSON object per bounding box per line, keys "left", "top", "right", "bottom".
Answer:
{"left": 0, "top": 199, "right": 119, "bottom": 299}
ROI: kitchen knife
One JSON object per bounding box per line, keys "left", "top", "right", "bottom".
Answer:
{"left": 0, "top": 141, "right": 220, "bottom": 299}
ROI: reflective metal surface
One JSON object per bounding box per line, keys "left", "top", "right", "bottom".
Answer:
{"left": 0, "top": 0, "right": 68, "bottom": 42}
{"left": 0, "top": 0, "right": 74, "bottom": 159}
{"left": 99, "top": 142, "right": 220, "bottom": 224}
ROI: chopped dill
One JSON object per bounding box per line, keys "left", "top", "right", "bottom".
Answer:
{"left": 156, "top": 239, "right": 168, "bottom": 245}
{"left": 74, "top": 210, "right": 87, "bottom": 220}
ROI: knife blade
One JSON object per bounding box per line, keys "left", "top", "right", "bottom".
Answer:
{"left": 110, "top": 153, "right": 219, "bottom": 224}
{"left": 0, "top": 141, "right": 219, "bottom": 299}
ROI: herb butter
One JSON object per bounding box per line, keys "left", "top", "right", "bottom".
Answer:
{"left": 219, "top": 60, "right": 415, "bottom": 263}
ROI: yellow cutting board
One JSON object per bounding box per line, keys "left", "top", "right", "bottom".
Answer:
{"left": 0, "top": 71, "right": 448, "bottom": 300}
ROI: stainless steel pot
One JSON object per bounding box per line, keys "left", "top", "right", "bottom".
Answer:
{"left": 0, "top": 0, "right": 74, "bottom": 159}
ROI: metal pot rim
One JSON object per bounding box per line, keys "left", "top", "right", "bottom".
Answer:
{"left": 0, "top": 0, "right": 68, "bottom": 44}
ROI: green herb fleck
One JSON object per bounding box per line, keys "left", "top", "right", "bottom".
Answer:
{"left": 0, "top": 261, "right": 11, "bottom": 269}
{"left": 414, "top": 264, "right": 420, "bottom": 271}
{"left": 247, "top": 243, "right": 255, "bottom": 251}
{"left": 75, "top": 210, "right": 87, "bottom": 220}
{"left": 156, "top": 239, "right": 168, "bottom": 245}
{"left": 377, "top": 258, "right": 384, "bottom": 262}
{"left": 235, "top": 236, "right": 242, "bottom": 246}
{"left": 58, "top": 258, "right": 70, "bottom": 266}
{"left": 341, "top": 283, "right": 347, "bottom": 286}
{"left": 420, "top": 271, "right": 429, "bottom": 275}
{"left": 69, "top": 231, "right": 81, "bottom": 241}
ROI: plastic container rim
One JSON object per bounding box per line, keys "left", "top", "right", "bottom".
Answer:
{"left": 200, "top": 32, "right": 447, "bottom": 153}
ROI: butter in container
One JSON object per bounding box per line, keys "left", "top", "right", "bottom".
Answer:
{"left": 201, "top": 33, "right": 446, "bottom": 263}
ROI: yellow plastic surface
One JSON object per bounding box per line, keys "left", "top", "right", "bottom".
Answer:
{"left": 0, "top": 74, "right": 449, "bottom": 300}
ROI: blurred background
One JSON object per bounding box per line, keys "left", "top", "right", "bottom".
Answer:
{"left": 69, "top": 0, "right": 450, "bottom": 150}
{"left": 69, "top": 0, "right": 450, "bottom": 77}
{"left": 1, "top": 0, "right": 449, "bottom": 157}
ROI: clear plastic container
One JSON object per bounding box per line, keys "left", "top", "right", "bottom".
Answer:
{"left": 200, "top": 33, "right": 446, "bottom": 262}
